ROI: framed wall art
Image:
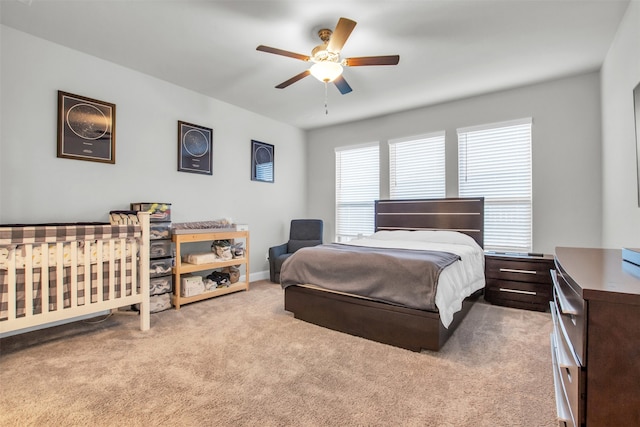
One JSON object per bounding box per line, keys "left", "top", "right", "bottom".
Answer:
{"left": 634, "top": 81, "right": 640, "bottom": 206}
{"left": 251, "top": 140, "right": 274, "bottom": 183}
{"left": 178, "top": 121, "right": 213, "bottom": 175}
{"left": 57, "top": 91, "right": 116, "bottom": 164}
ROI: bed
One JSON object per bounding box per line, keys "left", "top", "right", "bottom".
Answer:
{"left": 280, "top": 197, "right": 484, "bottom": 352}
{"left": 0, "top": 211, "right": 151, "bottom": 335}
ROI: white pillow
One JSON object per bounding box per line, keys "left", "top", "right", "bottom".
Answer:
{"left": 370, "top": 229, "right": 480, "bottom": 248}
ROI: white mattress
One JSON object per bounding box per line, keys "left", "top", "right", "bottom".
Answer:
{"left": 339, "top": 230, "right": 486, "bottom": 328}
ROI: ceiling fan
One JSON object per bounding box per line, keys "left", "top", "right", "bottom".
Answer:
{"left": 256, "top": 17, "right": 400, "bottom": 95}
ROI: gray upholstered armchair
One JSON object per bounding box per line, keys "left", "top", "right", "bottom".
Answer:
{"left": 269, "top": 219, "right": 323, "bottom": 283}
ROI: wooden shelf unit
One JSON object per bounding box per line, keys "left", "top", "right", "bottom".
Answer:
{"left": 171, "top": 230, "right": 250, "bottom": 309}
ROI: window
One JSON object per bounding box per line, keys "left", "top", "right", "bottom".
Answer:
{"left": 335, "top": 143, "right": 380, "bottom": 242}
{"left": 458, "top": 118, "right": 532, "bottom": 252}
{"left": 389, "top": 131, "right": 445, "bottom": 199}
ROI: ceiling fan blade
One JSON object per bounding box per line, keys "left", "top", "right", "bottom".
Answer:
{"left": 275, "top": 70, "right": 311, "bottom": 89}
{"left": 333, "top": 75, "right": 353, "bottom": 95}
{"left": 327, "top": 17, "right": 357, "bottom": 53}
{"left": 257, "top": 45, "right": 310, "bottom": 62}
{"left": 344, "top": 55, "right": 400, "bottom": 66}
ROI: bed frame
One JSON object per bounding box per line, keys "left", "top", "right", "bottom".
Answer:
{"left": 0, "top": 212, "right": 151, "bottom": 336}
{"left": 284, "top": 197, "right": 484, "bottom": 352}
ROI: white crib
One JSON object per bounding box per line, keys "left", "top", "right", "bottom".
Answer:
{"left": 0, "top": 212, "right": 150, "bottom": 335}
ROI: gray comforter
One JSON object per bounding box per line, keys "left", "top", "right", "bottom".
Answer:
{"left": 279, "top": 243, "right": 461, "bottom": 311}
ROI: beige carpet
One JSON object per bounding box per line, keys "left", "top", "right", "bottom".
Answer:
{"left": 0, "top": 281, "right": 556, "bottom": 426}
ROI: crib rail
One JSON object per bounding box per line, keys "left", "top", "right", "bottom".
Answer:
{"left": 0, "top": 212, "right": 150, "bottom": 334}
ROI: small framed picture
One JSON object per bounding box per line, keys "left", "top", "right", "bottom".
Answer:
{"left": 251, "top": 140, "right": 274, "bottom": 183}
{"left": 178, "top": 121, "right": 213, "bottom": 175}
{"left": 57, "top": 91, "right": 116, "bottom": 164}
{"left": 634, "top": 81, "right": 640, "bottom": 206}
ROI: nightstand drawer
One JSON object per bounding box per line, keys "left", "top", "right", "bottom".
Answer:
{"left": 486, "top": 258, "right": 553, "bottom": 284}
{"left": 485, "top": 279, "right": 551, "bottom": 308}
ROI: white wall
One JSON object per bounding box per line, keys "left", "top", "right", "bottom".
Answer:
{"left": 601, "top": 1, "right": 640, "bottom": 249}
{"left": 306, "top": 72, "right": 603, "bottom": 255}
{"left": 0, "top": 25, "right": 308, "bottom": 277}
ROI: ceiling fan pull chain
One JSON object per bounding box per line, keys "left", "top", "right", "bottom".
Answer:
{"left": 324, "top": 81, "right": 329, "bottom": 115}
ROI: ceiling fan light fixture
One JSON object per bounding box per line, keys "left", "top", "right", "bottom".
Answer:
{"left": 309, "top": 61, "right": 343, "bottom": 83}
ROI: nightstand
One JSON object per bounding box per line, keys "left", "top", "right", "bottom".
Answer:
{"left": 484, "top": 252, "right": 555, "bottom": 311}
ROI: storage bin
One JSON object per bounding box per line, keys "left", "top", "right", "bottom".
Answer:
{"left": 149, "top": 257, "right": 173, "bottom": 278}
{"left": 149, "top": 293, "right": 171, "bottom": 313}
{"left": 149, "top": 222, "right": 171, "bottom": 240}
{"left": 150, "top": 275, "right": 173, "bottom": 296}
{"left": 150, "top": 239, "right": 173, "bottom": 258}
{"left": 130, "top": 203, "right": 172, "bottom": 222}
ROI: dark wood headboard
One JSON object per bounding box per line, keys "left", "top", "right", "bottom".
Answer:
{"left": 374, "top": 197, "right": 484, "bottom": 248}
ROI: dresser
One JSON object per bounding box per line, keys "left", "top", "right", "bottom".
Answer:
{"left": 484, "top": 253, "right": 554, "bottom": 311}
{"left": 551, "top": 247, "right": 640, "bottom": 427}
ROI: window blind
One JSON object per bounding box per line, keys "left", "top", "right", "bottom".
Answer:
{"left": 389, "top": 131, "right": 445, "bottom": 199}
{"left": 335, "top": 143, "right": 380, "bottom": 242}
{"left": 458, "top": 118, "right": 532, "bottom": 252}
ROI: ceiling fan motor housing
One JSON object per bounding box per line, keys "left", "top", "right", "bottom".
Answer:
{"left": 312, "top": 28, "right": 341, "bottom": 63}
{"left": 312, "top": 44, "right": 340, "bottom": 63}
{"left": 317, "top": 28, "right": 332, "bottom": 43}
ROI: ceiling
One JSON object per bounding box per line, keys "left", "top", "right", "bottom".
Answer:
{"left": 0, "top": 0, "right": 631, "bottom": 130}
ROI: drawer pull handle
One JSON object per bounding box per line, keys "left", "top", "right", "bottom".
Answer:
{"left": 551, "top": 270, "right": 579, "bottom": 315}
{"left": 499, "top": 288, "right": 537, "bottom": 296}
{"left": 499, "top": 268, "right": 536, "bottom": 274}
{"left": 564, "top": 367, "right": 572, "bottom": 383}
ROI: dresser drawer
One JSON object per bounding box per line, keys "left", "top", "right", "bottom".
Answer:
{"left": 551, "top": 268, "right": 586, "bottom": 366}
{"left": 551, "top": 302, "right": 584, "bottom": 426}
{"left": 550, "top": 333, "right": 575, "bottom": 427}
{"left": 485, "top": 257, "right": 553, "bottom": 284}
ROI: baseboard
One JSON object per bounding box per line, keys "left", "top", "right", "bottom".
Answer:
{"left": 249, "top": 270, "right": 269, "bottom": 282}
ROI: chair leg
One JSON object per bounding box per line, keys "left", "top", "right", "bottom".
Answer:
{"left": 269, "top": 260, "right": 277, "bottom": 283}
